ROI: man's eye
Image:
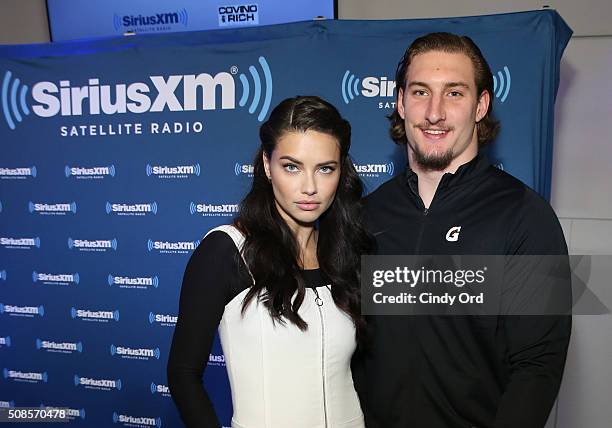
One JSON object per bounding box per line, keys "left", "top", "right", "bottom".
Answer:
{"left": 448, "top": 91, "right": 463, "bottom": 97}
{"left": 413, "top": 90, "right": 428, "bottom": 96}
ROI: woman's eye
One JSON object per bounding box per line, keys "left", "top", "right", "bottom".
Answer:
{"left": 283, "top": 164, "right": 299, "bottom": 172}
{"left": 319, "top": 166, "right": 335, "bottom": 174}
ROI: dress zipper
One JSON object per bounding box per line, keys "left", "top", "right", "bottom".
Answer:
{"left": 312, "top": 287, "right": 328, "bottom": 428}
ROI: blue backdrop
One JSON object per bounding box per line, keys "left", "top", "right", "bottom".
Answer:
{"left": 0, "top": 10, "right": 570, "bottom": 427}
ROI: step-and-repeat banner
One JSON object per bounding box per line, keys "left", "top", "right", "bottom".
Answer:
{"left": 0, "top": 10, "right": 570, "bottom": 427}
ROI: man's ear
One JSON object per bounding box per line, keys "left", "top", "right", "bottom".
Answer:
{"left": 475, "top": 90, "right": 490, "bottom": 123}
{"left": 397, "top": 87, "right": 406, "bottom": 119}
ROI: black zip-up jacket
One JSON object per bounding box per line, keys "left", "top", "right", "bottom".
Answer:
{"left": 353, "top": 154, "right": 571, "bottom": 428}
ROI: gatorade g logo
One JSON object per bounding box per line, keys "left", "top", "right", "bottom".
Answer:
{"left": 1, "top": 57, "right": 272, "bottom": 130}
{"left": 445, "top": 226, "right": 462, "bottom": 242}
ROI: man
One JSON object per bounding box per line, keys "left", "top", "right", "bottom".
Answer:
{"left": 354, "top": 33, "right": 571, "bottom": 428}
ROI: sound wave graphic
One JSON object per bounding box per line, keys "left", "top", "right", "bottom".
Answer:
{"left": 1, "top": 71, "right": 30, "bottom": 130}
{"left": 113, "top": 14, "right": 122, "bottom": 31}
{"left": 149, "top": 312, "right": 155, "bottom": 324}
{"left": 179, "top": 8, "right": 189, "bottom": 26}
{"left": 341, "top": 70, "right": 360, "bottom": 104}
{"left": 150, "top": 382, "right": 157, "bottom": 393}
{"left": 492, "top": 66, "right": 511, "bottom": 103}
{"left": 238, "top": 57, "right": 273, "bottom": 122}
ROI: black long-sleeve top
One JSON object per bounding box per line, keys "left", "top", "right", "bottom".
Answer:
{"left": 352, "top": 154, "right": 572, "bottom": 428}
{"left": 167, "top": 230, "right": 332, "bottom": 428}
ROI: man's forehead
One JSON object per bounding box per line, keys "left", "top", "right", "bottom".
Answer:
{"left": 406, "top": 50, "right": 476, "bottom": 86}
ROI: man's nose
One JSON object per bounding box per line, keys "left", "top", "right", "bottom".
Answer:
{"left": 425, "top": 94, "right": 446, "bottom": 124}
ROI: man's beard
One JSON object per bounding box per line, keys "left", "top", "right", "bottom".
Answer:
{"left": 411, "top": 142, "right": 454, "bottom": 171}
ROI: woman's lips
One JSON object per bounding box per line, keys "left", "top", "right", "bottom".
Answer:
{"left": 296, "top": 201, "right": 320, "bottom": 211}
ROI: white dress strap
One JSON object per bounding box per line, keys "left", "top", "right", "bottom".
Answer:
{"left": 204, "top": 224, "right": 253, "bottom": 283}
{"left": 204, "top": 224, "right": 245, "bottom": 250}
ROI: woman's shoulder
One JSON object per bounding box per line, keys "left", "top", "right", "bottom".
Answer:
{"left": 204, "top": 224, "right": 245, "bottom": 248}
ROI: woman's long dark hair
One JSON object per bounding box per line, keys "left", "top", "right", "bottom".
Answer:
{"left": 234, "top": 96, "right": 372, "bottom": 346}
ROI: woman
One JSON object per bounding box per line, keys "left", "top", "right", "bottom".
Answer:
{"left": 167, "top": 96, "right": 371, "bottom": 428}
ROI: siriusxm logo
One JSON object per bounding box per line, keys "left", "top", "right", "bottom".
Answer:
{"left": 106, "top": 201, "right": 158, "bottom": 216}
{"left": 146, "top": 163, "right": 200, "bottom": 178}
{"left": 29, "top": 201, "right": 77, "bottom": 215}
{"left": 3, "top": 368, "right": 48, "bottom": 383}
{"left": 0, "top": 166, "right": 37, "bottom": 178}
{"left": 0, "top": 336, "right": 11, "bottom": 347}
{"left": 0, "top": 269, "right": 6, "bottom": 281}
{"left": 208, "top": 353, "right": 226, "bottom": 367}
{"left": 0, "top": 236, "right": 40, "bottom": 249}
{"left": 148, "top": 312, "right": 177, "bottom": 327}
{"left": 74, "top": 374, "right": 122, "bottom": 391}
{"left": 151, "top": 382, "right": 171, "bottom": 397}
{"left": 492, "top": 66, "right": 511, "bottom": 103}
{"left": 114, "top": 8, "right": 188, "bottom": 30}
{"left": 234, "top": 162, "right": 254, "bottom": 177}
{"left": 219, "top": 4, "right": 259, "bottom": 27}
{"left": 36, "top": 339, "right": 83, "bottom": 354}
{"left": 40, "top": 405, "right": 85, "bottom": 420}
{"left": 0, "top": 400, "right": 15, "bottom": 408}
{"left": 353, "top": 162, "right": 395, "bottom": 177}
{"left": 113, "top": 412, "right": 162, "bottom": 427}
{"left": 65, "top": 164, "right": 115, "bottom": 179}
{"left": 68, "top": 237, "right": 118, "bottom": 252}
{"left": 110, "top": 344, "right": 161, "bottom": 360}
{"left": 71, "top": 307, "right": 120, "bottom": 322}
{"left": 2, "top": 57, "right": 272, "bottom": 131}
{"left": 189, "top": 201, "right": 239, "bottom": 217}
{"left": 0, "top": 303, "right": 44, "bottom": 317}
{"left": 341, "top": 71, "right": 396, "bottom": 106}
{"left": 108, "top": 274, "right": 159, "bottom": 289}
{"left": 147, "top": 239, "right": 199, "bottom": 254}
{"left": 32, "top": 271, "right": 80, "bottom": 285}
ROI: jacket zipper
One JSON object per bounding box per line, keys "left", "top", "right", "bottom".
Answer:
{"left": 312, "top": 287, "right": 328, "bottom": 428}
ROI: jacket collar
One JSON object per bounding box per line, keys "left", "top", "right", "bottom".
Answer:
{"left": 404, "top": 153, "right": 491, "bottom": 195}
